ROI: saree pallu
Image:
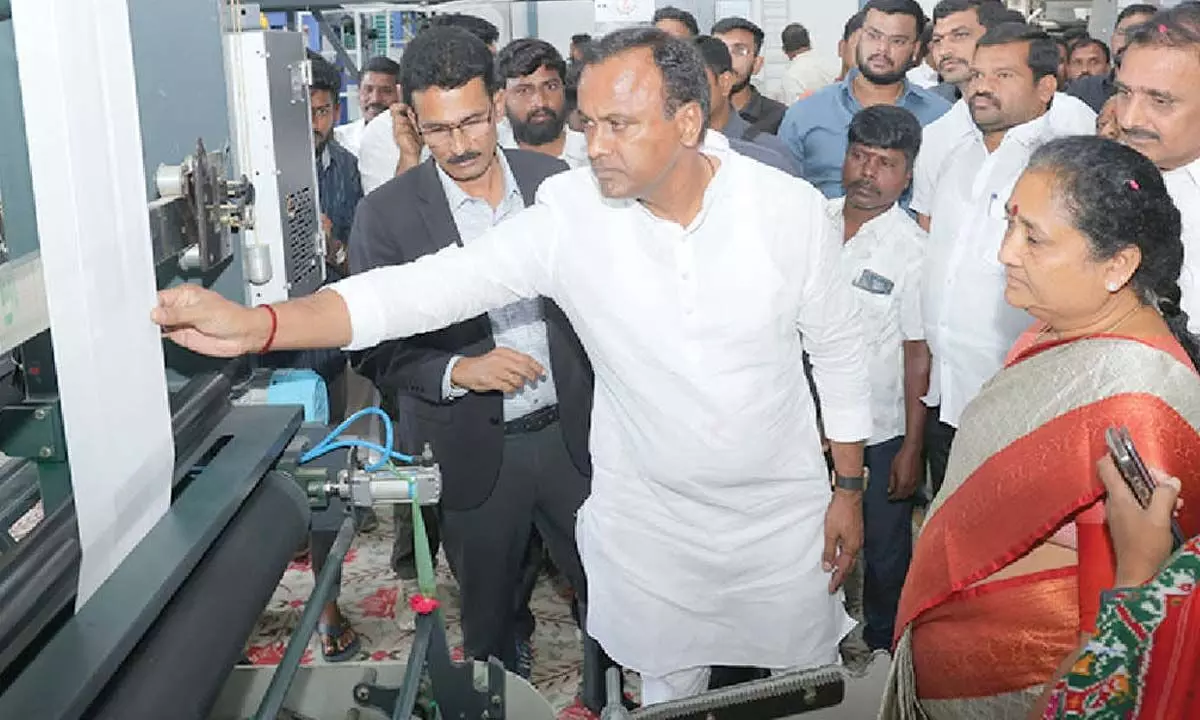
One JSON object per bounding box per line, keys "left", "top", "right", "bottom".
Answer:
{"left": 879, "top": 335, "right": 1200, "bottom": 720}
{"left": 1043, "top": 536, "right": 1200, "bottom": 719}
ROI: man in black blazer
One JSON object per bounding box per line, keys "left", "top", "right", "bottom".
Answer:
{"left": 348, "top": 26, "right": 595, "bottom": 686}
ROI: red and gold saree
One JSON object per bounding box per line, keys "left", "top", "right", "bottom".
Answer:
{"left": 879, "top": 333, "right": 1200, "bottom": 719}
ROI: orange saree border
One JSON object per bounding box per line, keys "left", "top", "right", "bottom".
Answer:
{"left": 895, "top": 393, "right": 1200, "bottom": 644}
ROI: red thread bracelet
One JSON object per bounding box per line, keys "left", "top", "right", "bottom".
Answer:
{"left": 259, "top": 304, "right": 278, "bottom": 354}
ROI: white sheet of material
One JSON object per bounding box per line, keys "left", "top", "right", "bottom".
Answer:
{"left": 11, "top": 0, "right": 174, "bottom": 608}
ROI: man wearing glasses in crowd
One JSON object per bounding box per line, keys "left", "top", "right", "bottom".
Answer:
{"left": 346, "top": 27, "right": 597, "bottom": 691}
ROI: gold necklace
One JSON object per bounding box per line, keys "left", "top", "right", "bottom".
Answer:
{"left": 1037, "top": 303, "right": 1144, "bottom": 343}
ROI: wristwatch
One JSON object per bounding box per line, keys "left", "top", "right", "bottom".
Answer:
{"left": 834, "top": 472, "right": 866, "bottom": 492}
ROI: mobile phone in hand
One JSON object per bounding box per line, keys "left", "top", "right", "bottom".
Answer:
{"left": 1105, "top": 426, "right": 1185, "bottom": 550}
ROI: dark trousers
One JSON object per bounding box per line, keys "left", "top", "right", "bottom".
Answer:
{"left": 923, "top": 406, "right": 957, "bottom": 501}
{"left": 439, "top": 419, "right": 590, "bottom": 674}
{"left": 862, "top": 436, "right": 915, "bottom": 650}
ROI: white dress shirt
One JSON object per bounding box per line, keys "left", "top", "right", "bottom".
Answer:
{"left": 923, "top": 113, "right": 1068, "bottom": 428}
{"left": 906, "top": 63, "right": 940, "bottom": 90}
{"left": 331, "top": 132, "right": 868, "bottom": 675}
{"left": 828, "top": 198, "right": 926, "bottom": 445}
{"left": 1164, "top": 156, "right": 1200, "bottom": 334}
{"left": 557, "top": 129, "right": 590, "bottom": 169}
{"left": 434, "top": 152, "right": 558, "bottom": 420}
{"left": 911, "top": 92, "right": 1096, "bottom": 218}
{"left": 333, "top": 118, "right": 366, "bottom": 159}
{"left": 358, "top": 112, "right": 518, "bottom": 194}
{"left": 778, "top": 51, "right": 837, "bottom": 104}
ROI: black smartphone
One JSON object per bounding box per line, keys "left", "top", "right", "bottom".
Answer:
{"left": 1105, "top": 426, "right": 1185, "bottom": 550}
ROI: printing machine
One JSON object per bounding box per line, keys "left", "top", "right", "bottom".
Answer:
{"left": 0, "top": 1, "right": 895, "bottom": 718}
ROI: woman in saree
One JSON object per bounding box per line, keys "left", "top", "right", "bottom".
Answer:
{"left": 881, "top": 136, "right": 1200, "bottom": 719}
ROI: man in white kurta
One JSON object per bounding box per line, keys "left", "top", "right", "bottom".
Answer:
{"left": 1113, "top": 10, "right": 1200, "bottom": 334}
{"left": 152, "top": 28, "right": 872, "bottom": 707}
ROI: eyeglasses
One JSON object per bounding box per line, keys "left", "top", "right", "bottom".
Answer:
{"left": 419, "top": 109, "right": 494, "bottom": 147}
{"left": 726, "top": 43, "right": 754, "bottom": 58}
{"left": 311, "top": 103, "right": 334, "bottom": 119}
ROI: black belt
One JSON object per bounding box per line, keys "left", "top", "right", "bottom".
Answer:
{"left": 504, "top": 404, "right": 559, "bottom": 435}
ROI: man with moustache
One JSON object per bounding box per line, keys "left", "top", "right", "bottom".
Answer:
{"left": 712, "top": 17, "right": 787, "bottom": 135}
{"left": 694, "top": 35, "right": 798, "bottom": 174}
{"left": 778, "top": 0, "right": 950, "bottom": 199}
{"left": 345, "top": 27, "right": 596, "bottom": 684}
{"left": 1065, "top": 37, "right": 1111, "bottom": 83}
{"left": 307, "top": 51, "right": 363, "bottom": 280}
{"left": 334, "top": 56, "right": 400, "bottom": 159}
{"left": 356, "top": 13, "right": 517, "bottom": 194}
{"left": 926, "top": 0, "right": 1011, "bottom": 103}
{"left": 910, "top": 1, "right": 1095, "bottom": 236}
{"left": 151, "top": 26, "right": 872, "bottom": 708}
{"left": 1115, "top": 5, "right": 1200, "bottom": 333}
{"left": 496, "top": 39, "right": 589, "bottom": 169}
{"left": 1068, "top": 4, "right": 1157, "bottom": 113}
{"left": 830, "top": 105, "right": 928, "bottom": 651}
{"left": 921, "top": 23, "right": 1071, "bottom": 499}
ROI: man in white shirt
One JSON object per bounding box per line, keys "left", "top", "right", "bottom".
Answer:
{"left": 1113, "top": 6, "right": 1200, "bottom": 334}
{"left": 496, "top": 38, "right": 589, "bottom": 169}
{"left": 153, "top": 27, "right": 871, "bottom": 707}
{"left": 911, "top": 2, "right": 1096, "bottom": 231}
{"left": 333, "top": 56, "right": 399, "bottom": 159}
{"left": 922, "top": 23, "right": 1071, "bottom": 498}
{"left": 830, "top": 105, "right": 928, "bottom": 651}
{"left": 779, "top": 22, "right": 835, "bottom": 104}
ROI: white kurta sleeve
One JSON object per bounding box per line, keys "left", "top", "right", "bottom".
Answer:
{"left": 331, "top": 203, "right": 558, "bottom": 351}
{"left": 795, "top": 199, "right": 873, "bottom": 444}
{"left": 909, "top": 146, "right": 936, "bottom": 218}
{"left": 900, "top": 235, "right": 926, "bottom": 342}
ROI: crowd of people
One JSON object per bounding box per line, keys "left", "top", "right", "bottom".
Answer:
{"left": 155, "top": 1, "right": 1200, "bottom": 718}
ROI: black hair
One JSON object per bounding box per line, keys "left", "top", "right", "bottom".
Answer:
{"left": 1117, "top": 4, "right": 1158, "bottom": 26}
{"left": 1062, "top": 27, "right": 1090, "bottom": 43}
{"left": 496, "top": 38, "right": 567, "bottom": 82}
{"left": 843, "top": 11, "right": 866, "bottom": 42}
{"left": 694, "top": 35, "right": 733, "bottom": 76}
{"left": 711, "top": 17, "right": 766, "bottom": 55}
{"left": 862, "top": 0, "right": 928, "bottom": 39}
{"left": 1125, "top": 5, "right": 1200, "bottom": 53}
{"left": 360, "top": 55, "right": 400, "bottom": 81}
{"left": 847, "top": 105, "right": 923, "bottom": 169}
{"left": 1068, "top": 37, "right": 1111, "bottom": 64}
{"left": 422, "top": 13, "right": 500, "bottom": 46}
{"left": 583, "top": 26, "right": 710, "bottom": 130}
{"left": 1026, "top": 136, "right": 1200, "bottom": 370}
{"left": 781, "top": 23, "right": 812, "bottom": 54}
{"left": 399, "top": 26, "right": 497, "bottom": 108}
{"left": 307, "top": 51, "right": 342, "bottom": 97}
{"left": 932, "top": 0, "right": 1009, "bottom": 24}
{"left": 653, "top": 6, "right": 700, "bottom": 36}
{"left": 979, "top": 6, "right": 1027, "bottom": 28}
{"left": 571, "top": 33, "right": 593, "bottom": 46}
{"left": 917, "top": 24, "right": 933, "bottom": 58}
{"left": 976, "top": 22, "right": 1060, "bottom": 82}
